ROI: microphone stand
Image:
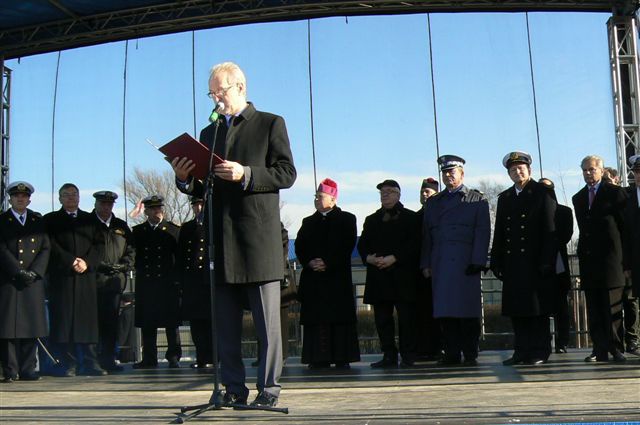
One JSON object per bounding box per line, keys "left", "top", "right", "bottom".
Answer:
{"left": 174, "top": 115, "right": 288, "bottom": 423}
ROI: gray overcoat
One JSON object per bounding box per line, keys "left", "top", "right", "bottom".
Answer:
{"left": 420, "top": 185, "right": 490, "bottom": 318}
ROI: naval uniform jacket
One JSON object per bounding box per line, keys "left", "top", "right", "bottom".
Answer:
{"left": 178, "top": 102, "right": 296, "bottom": 285}
{"left": 491, "top": 180, "right": 557, "bottom": 317}
{"left": 44, "top": 209, "right": 103, "bottom": 343}
{"left": 92, "top": 212, "right": 135, "bottom": 293}
{"left": 176, "top": 217, "right": 210, "bottom": 320}
{"left": 0, "top": 209, "right": 50, "bottom": 339}
{"left": 358, "top": 202, "right": 420, "bottom": 304}
{"left": 132, "top": 220, "right": 181, "bottom": 328}
{"left": 295, "top": 207, "right": 358, "bottom": 325}
{"left": 623, "top": 186, "right": 640, "bottom": 297}
{"left": 420, "top": 185, "right": 491, "bottom": 318}
{"left": 572, "top": 181, "right": 627, "bottom": 289}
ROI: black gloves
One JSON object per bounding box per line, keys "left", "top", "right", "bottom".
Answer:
{"left": 465, "top": 264, "right": 484, "bottom": 276}
{"left": 15, "top": 269, "right": 38, "bottom": 285}
{"left": 98, "top": 262, "right": 128, "bottom": 275}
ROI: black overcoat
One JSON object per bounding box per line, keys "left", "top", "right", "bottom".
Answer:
{"left": 44, "top": 209, "right": 102, "bottom": 343}
{"left": 623, "top": 186, "right": 640, "bottom": 297}
{"left": 572, "top": 182, "right": 627, "bottom": 289}
{"left": 358, "top": 203, "right": 419, "bottom": 304}
{"left": 132, "top": 220, "right": 181, "bottom": 328}
{"left": 179, "top": 102, "right": 296, "bottom": 284}
{"left": 92, "top": 213, "right": 135, "bottom": 293}
{"left": 0, "top": 209, "right": 50, "bottom": 338}
{"left": 491, "top": 180, "right": 557, "bottom": 317}
{"left": 176, "top": 218, "right": 210, "bottom": 320}
{"left": 295, "top": 207, "right": 358, "bottom": 325}
{"left": 554, "top": 204, "right": 574, "bottom": 291}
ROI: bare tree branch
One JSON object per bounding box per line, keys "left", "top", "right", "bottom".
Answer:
{"left": 122, "top": 167, "right": 191, "bottom": 225}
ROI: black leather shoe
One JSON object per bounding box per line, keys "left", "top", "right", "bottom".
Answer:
{"left": 251, "top": 391, "right": 278, "bottom": 407}
{"left": 83, "top": 367, "right": 108, "bottom": 376}
{"left": 168, "top": 360, "right": 180, "bottom": 368}
{"left": 525, "top": 358, "right": 546, "bottom": 365}
{"left": 463, "top": 358, "right": 478, "bottom": 366}
{"left": 62, "top": 368, "right": 77, "bottom": 377}
{"left": 103, "top": 363, "right": 124, "bottom": 372}
{"left": 308, "top": 362, "right": 331, "bottom": 369}
{"left": 334, "top": 363, "right": 350, "bottom": 369}
{"left": 626, "top": 347, "right": 640, "bottom": 357}
{"left": 191, "top": 362, "right": 214, "bottom": 370}
{"left": 438, "top": 357, "right": 462, "bottom": 366}
{"left": 584, "top": 353, "right": 598, "bottom": 362}
{"left": 2, "top": 375, "right": 17, "bottom": 383}
{"left": 611, "top": 351, "right": 626, "bottom": 362}
{"left": 251, "top": 359, "right": 260, "bottom": 367}
{"left": 370, "top": 358, "right": 398, "bottom": 369}
{"left": 502, "top": 356, "right": 524, "bottom": 366}
{"left": 133, "top": 361, "right": 157, "bottom": 369}
{"left": 222, "top": 391, "right": 248, "bottom": 406}
{"left": 555, "top": 347, "right": 567, "bottom": 354}
{"left": 20, "top": 372, "right": 41, "bottom": 381}
{"left": 400, "top": 359, "right": 415, "bottom": 368}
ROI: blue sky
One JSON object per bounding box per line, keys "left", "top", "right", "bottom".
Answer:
{"left": 6, "top": 11, "right": 616, "bottom": 235}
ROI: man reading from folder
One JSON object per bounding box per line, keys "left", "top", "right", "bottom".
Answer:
{"left": 171, "top": 62, "right": 296, "bottom": 408}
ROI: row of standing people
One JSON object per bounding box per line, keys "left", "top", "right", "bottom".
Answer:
{"left": 296, "top": 152, "right": 640, "bottom": 370}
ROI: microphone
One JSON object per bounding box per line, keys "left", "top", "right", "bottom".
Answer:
{"left": 209, "top": 102, "right": 225, "bottom": 123}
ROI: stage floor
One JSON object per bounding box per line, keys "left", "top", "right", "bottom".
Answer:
{"left": 1, "top": 349, "right": 639, "bottom": 424}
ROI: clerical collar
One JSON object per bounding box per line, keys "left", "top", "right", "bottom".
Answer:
{"left": 320, "top": 208, "right": 333, "bottom": 216}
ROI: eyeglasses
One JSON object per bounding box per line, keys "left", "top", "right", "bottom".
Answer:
{"left": 379, "top": 189, "right": 399, "bottom": 196}
{"left": 207, "top": 84, "right": 236, "bottom": 99}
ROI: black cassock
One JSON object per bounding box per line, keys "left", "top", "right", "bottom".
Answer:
{"left": 295, "top": 207, "right": 360, "bottom": 365}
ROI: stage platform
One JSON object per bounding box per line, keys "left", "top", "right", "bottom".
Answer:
{"left": 1, "top": 350, "right": 639, "bottom": 424}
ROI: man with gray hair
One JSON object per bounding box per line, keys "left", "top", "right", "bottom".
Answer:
{"left": 172, "top": 61, "right": 296, "bottom": 407}
{"left": 572, "top": 155, "right": 628, "bottom": 362}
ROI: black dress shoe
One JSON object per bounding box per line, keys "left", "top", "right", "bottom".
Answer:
{"left": 334, "top": 362, "right": 350, "bottom": 369}
{"left": 2, "top": 375, "right": 17, "bottom": 383}
{"left": 222, "top": 391, "right": 248, "bottom": 406}
{"left": 168, "top": 360, "right": 180, "bottom": 368}
{"left": 133, "top": 361, "right": 157, "bottom": 369}
{"left": 62, "top": 368, "right": 77, "bottom": 377}
{"left": 525, "top": 358, "right": 546, "bottom": 365}
{"left": 191, "top": 362, "right": 214, "bottom": 370}
{"left": 308, "top": 362, "right": 331, "bottom": 369}
{"left": 555, "top": 347, "right": 567, "bottom": 354}
{"left": 611, "top": 351, "right": 626, "bottom": 362}
{"left": 584, "top": 353, "right": 598, "bottom": 362}
{"left": 103, "top": 363, "right": 124, "bottom": 372}
{"left": 438, "top": 357, "right": 462, "bottom": 366}
{"left": 20, "top": 372, "right": 41, "bottom": 381}
{"left": 83, "top": 367, "right": 108, "bottom": 376}
{"left": 626, "top": 347, "right": 640, "bottom": 357}
{"left": 251, "top": 359, "right": 260, "bottom": 367}
{"left": 463, "top": 358, "right": 478, "bottom": 366}
{"left": 400, "top": 359, "right": 415, "bottom": 368}
{"left": 370, "top": 358, "right": 398, "bottom": 368}
{"left": 250, "top": 391, "right": 278, "bottom": 407}
{"left": 502, "top": 356, "right": 524, "bottom": 366}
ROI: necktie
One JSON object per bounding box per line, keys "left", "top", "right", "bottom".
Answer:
{"left": 588, "top": 187, "right": 596, "bottom": 208}
{"left": 69, "top": 212, "right": 76, "bottom": 218}
{"left": 19, "top": 214, "right": 25, "bottom": 224}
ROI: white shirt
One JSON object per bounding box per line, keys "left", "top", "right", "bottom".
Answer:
{"left": 11, "top": 209, "right": 26, "bottom": 225}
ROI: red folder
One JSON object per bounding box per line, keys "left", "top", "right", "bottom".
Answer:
{"left": 158, "top": 132, "right": 224, "bottom": 181}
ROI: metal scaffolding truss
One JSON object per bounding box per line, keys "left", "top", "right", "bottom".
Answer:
{"left": 608, "top": 15, "right": 640, "bottom": 185}
{"left": 1, "top": 0, "right": 639, "bottom": 60}
{"left": 1, "top": 63, "right": 10, "bottom": 210}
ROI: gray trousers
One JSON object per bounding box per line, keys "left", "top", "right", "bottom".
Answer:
{"left": 217, "top": 281, "right": 282, "bottom": 398}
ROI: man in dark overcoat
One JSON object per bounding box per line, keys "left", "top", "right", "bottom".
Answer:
{"left": 132, "top": 195, "right": 181, "bottom": 368}
{"left": 623, "top": 154, "right": 640, "bottom": 357}
{"left": 572, "top": 155, "right": 628, "bottom": 362}
{"left": 539, "top": 178, "right": 574, "bottom": 354}
{"left": 172, "top": 62, "right": 296, "bottom": 407}
{"left": 176, "top": 196, "right": 212, "bottom": 369}
{"left": 91, "top": 190, "right": 135, "bottom": 372}
{"left": 415, "top": 177, "right": 442, "bottom": 361}
{"left": 44, "top": 183, "right": 105, "bottom": 376}
{"left": 491, "top": 152, "right": 557, "bottom": 365}
{"left": 296, "top": 178, "right": 360, "bottom": 369}
{"left": 0, "top": 182, "right": 50, "bottom": 382}
{"left": 358, "top": 179, "right": 419, "bottom": 368}
{"left": 421, "top": 155, "right": 491, "bottom": 366}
